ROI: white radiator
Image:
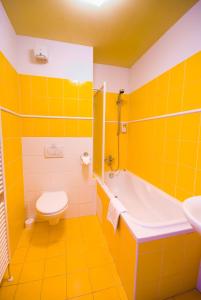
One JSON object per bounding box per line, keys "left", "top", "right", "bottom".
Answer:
{"left": 0, "top": 144, "right": 9, "bottom": 282}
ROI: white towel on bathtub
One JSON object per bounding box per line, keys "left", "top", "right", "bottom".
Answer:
{"left": 107, "top": 196, "right": 126, "bottom": 231}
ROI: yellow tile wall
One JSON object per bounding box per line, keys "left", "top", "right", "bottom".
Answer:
{"left": 19, "top": 75, "right": 93, "bottom": 137}
{"left": 106, "top": 92, "right": 128, "bottom": 122}
{"left": 0, "top": 52, "right": 20, "bottom": 113}
{"left": 0, "top": 52, "right": 25, "bottom": 255}
{"left": 128, "top": 51, "right": 201, "bottom": 201}
{"left": 22, "top": 118, "right": 92, "bottom": 137}
{"left": 105, "top": 92, "right": 129, "bottom": 171}
{"left": 136, "top": 232, "right": 201, "bottom": 300}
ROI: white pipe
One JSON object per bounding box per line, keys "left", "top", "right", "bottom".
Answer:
{"left": 127, "top": 108, "right": 201, "bottom": 123}
{"left": 1, "top": 106, "right": 201, "bottom": 123}
{"left": 0, "top": 106, "right": 93, "bottom": 120}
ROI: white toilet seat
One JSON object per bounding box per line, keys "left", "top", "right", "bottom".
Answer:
{"left": 36, "top": 191, "right": 68, "bottom": 216}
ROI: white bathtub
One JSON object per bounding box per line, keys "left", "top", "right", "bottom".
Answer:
{"left": 98, "top": 170, "right": 192, "bottom": 241}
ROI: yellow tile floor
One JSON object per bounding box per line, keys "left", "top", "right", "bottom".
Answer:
{"left": 0, "top": 216, "right": 127, "bottom": 300}
{"left": 0, "top": 216, "right": 200, "bottom": 300}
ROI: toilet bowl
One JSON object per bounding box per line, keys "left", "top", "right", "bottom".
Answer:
{"left": 36, "top": 191, "right": 68, "bottom": 225}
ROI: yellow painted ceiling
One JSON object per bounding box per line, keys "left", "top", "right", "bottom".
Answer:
{"left": 2, "top": 0, "right": 198, "bottom": 67}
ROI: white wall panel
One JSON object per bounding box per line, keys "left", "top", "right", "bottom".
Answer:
{"left": 22, "top": 137, "right": 96, "bottom": 219}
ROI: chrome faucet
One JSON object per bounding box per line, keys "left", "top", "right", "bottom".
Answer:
{"left": 105, "top": 155, "right": 114, "bottom": 168}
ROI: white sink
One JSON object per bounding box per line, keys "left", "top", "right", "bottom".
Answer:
{"left": 183, "top": 196, "right": 201, "bottom": 234}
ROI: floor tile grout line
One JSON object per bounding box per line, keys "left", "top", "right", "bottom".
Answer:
{"left": 5, "top": 217, "right": 125, "bottom": 299}
{"left": 66, "top": 284, "right": 126, "bottom": 300}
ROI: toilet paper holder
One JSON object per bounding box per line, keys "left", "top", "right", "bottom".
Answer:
{"left": 80, "top": 152, "right": 91, "bottom": 165}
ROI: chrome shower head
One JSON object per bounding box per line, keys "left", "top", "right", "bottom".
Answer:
{"left": 116, "top": 89, "right": 125, "bottom": 105}
{"left": 119, "top": 89, "right": 125, "bottom": 94}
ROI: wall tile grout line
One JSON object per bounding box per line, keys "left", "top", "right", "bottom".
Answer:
{"left": 193, "top": 113, "right": 201, "bottom": 195}
{"left": 160, "top": 70, "right": 171, "bottom": 191}
{"left": 173, "top": 60, "right": 186, "bottom": 198}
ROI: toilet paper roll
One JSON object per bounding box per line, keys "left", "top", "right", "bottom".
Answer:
{"left": 80, "top": 153, "right": 91, "bottom": 165}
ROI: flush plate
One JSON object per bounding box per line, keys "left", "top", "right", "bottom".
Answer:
{"left": 44, "top": 144, "right": 64, "bottom": 158}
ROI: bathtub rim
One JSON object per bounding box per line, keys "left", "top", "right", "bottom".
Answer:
{"left": 96, "top": 174, "right": 194, "bottom": 243}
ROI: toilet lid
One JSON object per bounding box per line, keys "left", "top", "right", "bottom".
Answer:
{"left": 36, "top": 191, "right": 68, "bottom": 215}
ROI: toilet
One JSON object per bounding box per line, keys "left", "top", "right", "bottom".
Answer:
{"left": 36, "top": 191, "right": 68, "bottom": 225}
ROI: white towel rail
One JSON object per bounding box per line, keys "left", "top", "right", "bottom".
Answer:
{"left": 0, "top": 202, "right": 9, "bottom": 282}
{"left": 0, "top": 115, "right": 12, "bottom": 283}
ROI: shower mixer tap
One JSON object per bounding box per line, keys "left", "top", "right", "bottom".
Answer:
{"left": 105, "top": 89, "right": 125, "bottom": 173}
{"left": 105, "top": 155, "right": 114, "bottom": 167}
